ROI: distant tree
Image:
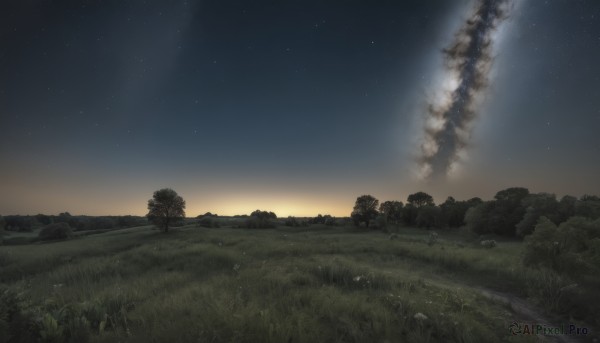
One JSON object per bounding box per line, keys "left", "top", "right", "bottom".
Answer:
{"left": 515, "top": 193, "right": 559, "bottom": 237}
{"left": 465, "top": 201, "right": 495, "bottom": 235}
{"left": 379, "top": 201, "right": 403, "bottom": 225}
{"left": 466, "top": 197, "right": 483, "bottom": 207}
{"left": 285, "top": 216, "right": 300, "bottom": 227}
{"left": 87, "top": 217, "right": 116, "bottom": 230}
{"left": 246, "top": 210, "right": 277, "bottom": 228}
{"left": 575, "top": 195, "right": 600, "bottom": 219}
{"left": 323, "top": 215, "right": 336, "bottom": 226}
{"left": 407, "top": 192, "right": 435, "bottom": 208}
{"left": 401, "top": 204, "right": 419, "bottom": 226}
{"left": 440, "top": 196, "right": 470, "bottom": 228}
{"left": 351, "top": 195, "right": 379, "bottom": 228}
{"left": 557, "top": 195, "right": 577, "bottom": 222}
{"left": 312, "top": 214, "right": 326, "bottom": 225}
{"left": 39, "top": 222, "right": 73, "bottom": 241}
{"left": 581, "top": 194, "right": 600, "bottom": 202}
{"left": 117, "top": 215, "right": 145, "bottom": 228}
{"left": 4, "top": 216, "right": 34, "bottom": 232}
{"left": 199, "top": 212, "right": 218, "bottom": 218}
{"left": 146, "top": 188, "right": 186, "bottom": 232}
{"left": 0, "top": 215, "right": 5, "bottom": 237}
{"left": 35, "top": 214, "right": 52, "bottom": 226}
{"left": 494, "top": 187, "right": 530, "bottom": 203}
{"left": 491, "top": 187, "right": 530, "bottom": 236}
{"left": 415, "top": 205, "right": 443, "bottom": 229}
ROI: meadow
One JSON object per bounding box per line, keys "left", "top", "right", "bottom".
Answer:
{"left": 0, "top": 222, "right": 596, "bottom": 343}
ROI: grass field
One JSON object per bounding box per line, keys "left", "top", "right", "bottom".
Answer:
{"left": 0, "top": 223, "right": 596, "bottom": 342}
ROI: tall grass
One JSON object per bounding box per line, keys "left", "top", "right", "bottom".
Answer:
{"left": 0, "top": 224, "right": 593, "bottom": 342}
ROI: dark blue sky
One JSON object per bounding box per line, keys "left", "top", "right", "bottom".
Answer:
{"left": 1, "top": 0, "right": 599, "bottom": 216}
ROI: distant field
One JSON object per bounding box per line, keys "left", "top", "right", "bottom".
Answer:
{"left": 0, "top": 224, "right": 595, "bottom": 342}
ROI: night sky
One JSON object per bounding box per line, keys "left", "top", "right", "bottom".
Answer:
{"left": 1, "top": 0, "right": 599, "bottom": 217}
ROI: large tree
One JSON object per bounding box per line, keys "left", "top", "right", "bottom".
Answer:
{"left": 351, "top": 195, "right": 379, "bottom": 228}
{"left": 146, "top": 188, "right": 186, "bottom": 232}
{"left": 407, "top": 192, "right": 435, "bottom": 208}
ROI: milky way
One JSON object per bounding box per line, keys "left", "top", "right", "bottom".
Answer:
{"left": 418, "top": 0, "right": 511, "bottom": 180}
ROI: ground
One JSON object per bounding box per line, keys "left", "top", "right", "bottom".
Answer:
{"left": 0, "top": 224, "right": 595, "bottom": 342}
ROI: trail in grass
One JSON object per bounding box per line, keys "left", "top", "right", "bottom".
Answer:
{"left": 476, "top": 288, "right": 580, "bottom": 343}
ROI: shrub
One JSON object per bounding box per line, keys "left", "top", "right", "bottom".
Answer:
{"left": 38, "top": 223, "right": 73, "bottom": 241}
{"left": 371, "top": 215, "right": 388, "bottom": 230}
{"left": 480, "top": 240, "right": 497, "bottom": 248}
{"left": 523, "top": 216, "right": 600, "bottom": 278}
{"left": 39, "top": 223, "right": 73, "bottom": 241}
{"left": 427, "top": 232, "right": 438, "bottom": 246}
{"left": 198, "top": 217, "right": 220, "bottom": 228}
{"left": 284, "top": 216, "right": 300, "bottom": 227}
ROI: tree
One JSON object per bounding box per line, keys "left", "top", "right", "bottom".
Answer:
{"left": 415, "top": 205, "right": 443, "bottom": 229}
{"left": 35, "top": 214, "right": 52, "bottom": 226}
{"left": 351, "top": 195, "right": 379, "bottom": 228}
{"left": 246, "top": 210, "right": 277, "bottom": 228}
{"left": 575, "top": 195, "right": 600, "bottom": 219}
{"left": 146, "top": 188, "right": 186, "bottom": 232}
{"left": 401, "top": 204, "right": 419, "bottom": 226}
{"left": 515, "top": 193, "right": 559, "bottom": 237}
{"left": 440, "top": 196, "right": 471, "bottom": 228}
{"left": 379, "top": 201, "right": 403, "bottom": 225}
{"left": 407, "top": 192, "right": 434, "bottom": 208}
{"left": 465, "top": 201, "right": 495, "bottom": 235}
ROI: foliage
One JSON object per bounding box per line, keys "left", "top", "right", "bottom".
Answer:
{"left": 309, "top": 214, "right": 336, "bottom": 226}
{"left": 3, "top": 216, "right": 35, "bottom": 232}
{"left": 146, "top": 188, "right": 186, "bottom": 232}
{"left": 523, "top": 216, "right": 600, "bottom": 278}
{"left": 351, "top": 195, "right": 379, "bottom": 228}
{"left": 406, "top": 192, "right": 434, "bottom": 208}
{"left": 197, "top": 217, "right": 220, "bottom": 228}
{"left": 415, "top": 205, "right": 443, "bottom": 229}
{"left": 465, "top": 187, "right": 530, "bottom": 236}
{"left": 439, "top": 197, "right": 481, "bottom": 228}
{"left": 39, "top": 222, "right": 73, "bottom": 241}
{"left": 245, "top": 210, "right": 277, "bottom": 228}
{"left": 379, "top": 201, "right": 403, "bottom": 225}
{"left": 401, "top": 204, "right": 418, "bottom": 226}
{"left": 515, "top": 193, "right": 559, "bottom": 237}
{"left": 370, "top": 215, "right": 388, "bottom": 230}
{"left": 575, "top": 195, "right": 600, "bottom": 219}
{"left": 480, "top": 240, "right": 497, "bottom": 249}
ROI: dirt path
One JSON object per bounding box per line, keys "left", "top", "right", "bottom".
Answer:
{"left": 475, "top": 287, "right": 583, "bottom": 343}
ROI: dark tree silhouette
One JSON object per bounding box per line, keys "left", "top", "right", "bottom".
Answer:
{"left": 407, "top": 192, "right": 435, "bottom": 208}
{"left": 351, "top": 195, "right": 379, "bottom": 228}
{"left": 379, "top": 201, "right": 403, "bottom": 225}
{"left": 146, "top": 188, "right": 186, "bottom": 232}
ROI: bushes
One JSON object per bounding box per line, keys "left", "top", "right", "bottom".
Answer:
{"left": 198, "top": 217, "right": 220, "bottom": 228}
{"left": 39, "top": 223, "right": 73, "bottom": 241}
{"left": 523, "top": 216, "right": 600, "bottom": 278}
{"left": 480, "top": 240, "right": 497, "bottom": 249}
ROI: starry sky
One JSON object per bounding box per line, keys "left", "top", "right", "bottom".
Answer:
{"left": 1, "top": 0, "right": 599, "bottom": 217}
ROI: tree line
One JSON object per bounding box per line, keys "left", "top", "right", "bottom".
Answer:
{"left": 3, "top": 187, "right": 599, "bottom": 242}
{"left": 350, "top": 187, "right": 600, "bottom": 238}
